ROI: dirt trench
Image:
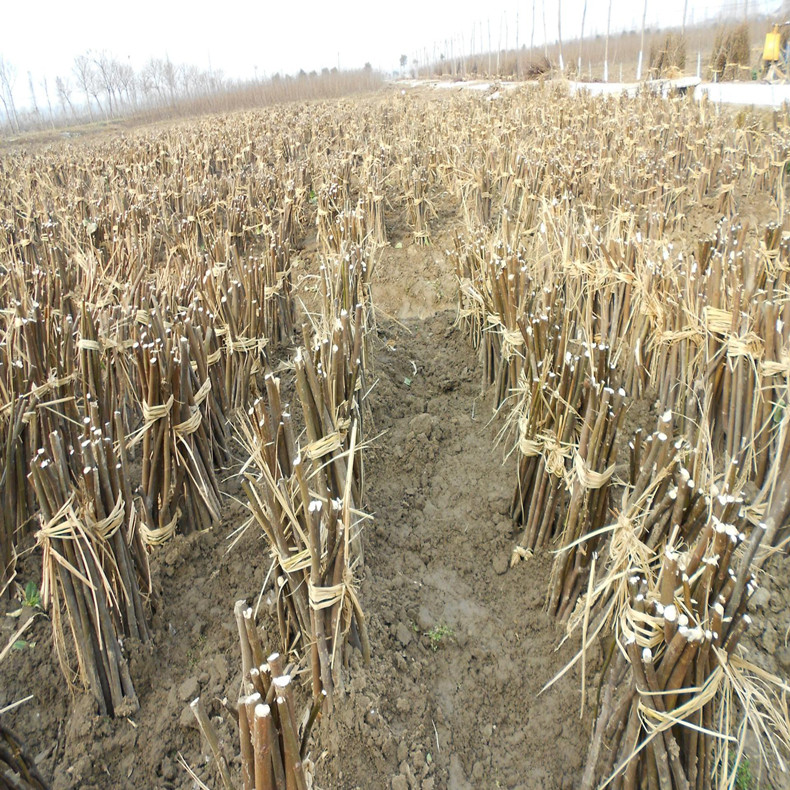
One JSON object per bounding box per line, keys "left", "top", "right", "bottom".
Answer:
{"left": 314, "top": 288, "right": 592, "bottom": 788}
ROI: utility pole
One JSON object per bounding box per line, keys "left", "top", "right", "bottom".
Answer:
{"left": 488, "top": 19, "right": 492, "bottom": 76}
{"left": 558, "top": 0, "right": 564, "bottom": 72}
{"left": 516, "top": 11, "right": 520, "bottom": 78}
{"left": 604, "top": 0, "right": 613, "bottom": 82}
{"left": 578, "top": 0, "right": 588, "bottom": 75}
{"left": 637, "top": 0, "right": 648, "bottom": 81}
{"left": 497, "top": 13, "right": 503, "bottom": 75}
{"left": 682, "top": 0, "right": 688, "bottom": 36}
{"left": 531, "top": 0, "right": 536, "bottom": 54}
{"left": 543, "top": 0, "right": 548, "bottom": 59}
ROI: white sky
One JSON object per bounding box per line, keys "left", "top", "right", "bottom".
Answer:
{"left": 0, "top": 0, "right": 783, "bottom": 102}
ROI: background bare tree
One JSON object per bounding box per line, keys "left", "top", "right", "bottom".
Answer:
{"left": 73, "top": 54, "right": 98, "bottom": 119}
{"left": 27, "top": 71, "right": 40, "bottom": 124}
{"left": 55, "top": 76, "right": 76, "bottom": 119}
{"left": 41, "top": 76, "right": 55, "bottom": 129}
{"left": 0, "top": 57, "right": 19, "bottom": 132}
{"left": 116, "top": 60, "right": 137, "bottom": 110}
{"left": 162, "top": 57, "right": 179, "bottom": 106}
{"left": 93, "top": 51, "right": 120, "bottom": 116}
{"left": 142, "top": 58, "right": 167, "bottom": 106}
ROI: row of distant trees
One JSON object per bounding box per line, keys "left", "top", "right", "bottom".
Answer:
{"left": 0, "top": 51, "right": 230, "bottom": 132}
{"left": 0, "top": 52, "right": 379, "bottom": 134}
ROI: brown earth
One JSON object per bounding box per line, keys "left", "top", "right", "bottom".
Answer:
{"left": 313, "top": 303, "right": 592, "bottom": 790}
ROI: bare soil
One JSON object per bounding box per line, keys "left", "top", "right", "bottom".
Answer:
{"left": 313, "top": 305, "right": 591, "bottom": 790}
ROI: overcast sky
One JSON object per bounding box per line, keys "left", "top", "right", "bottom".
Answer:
{"left": 0, "top": 0, "right": 782, "bottom": 101}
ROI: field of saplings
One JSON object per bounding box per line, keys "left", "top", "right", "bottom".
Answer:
{"left": 1, "top": 84, "right": 790, "bottom": 790}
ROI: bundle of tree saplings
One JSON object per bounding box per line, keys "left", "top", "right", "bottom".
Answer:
{"left": 129, "top": 298, "right": 223, "bottom": 543}
{"left": 31, "top": 412, "right": 146, "bottom": 716}
{"left": 197, "top": 231, "right": 294, "bottom": 410}
{"left": 318, "top": 202, "right": 369, "bottom": 256}
{"left": 576, "top": 437, "right": 790, "bottom": 789}
{"left": 0, "top": 395, "right": 30, "bottom": 597}
{"left": 360, "top": 155, "right": 388, "bottom": 247}
{"left": 0, "top": 282, "right": 154, "bottom": 714}
{"left": 240, "top": 246, "right": 372, "bottom": 704}
{"left": 545, "top": 379, "right": 627, "bottom": 621}
{"left": 304, "top": 242, "right": 373, "bottom": 520}
{"left": 0, "top": 288, "right": 85, "bottom": 594}
{"left": 452, "top": 231, "right": 535, "bottom": 404}
{"left": 400, "top": 161, "right": 434, "bottom": 246}
{"left": 0, "top": 285, "right": 142, "bottom": 587}
{"left": 315, "top": 179, "right": 351, "bottom": 256}
{"left": 189, "top": 602, "right": 324, "bottom": 790}
{"left": 505, "top": 293, "right": 623, "bottom": 562}
{"left": 240, "top": 367, "right": 369, "bottom": 705}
